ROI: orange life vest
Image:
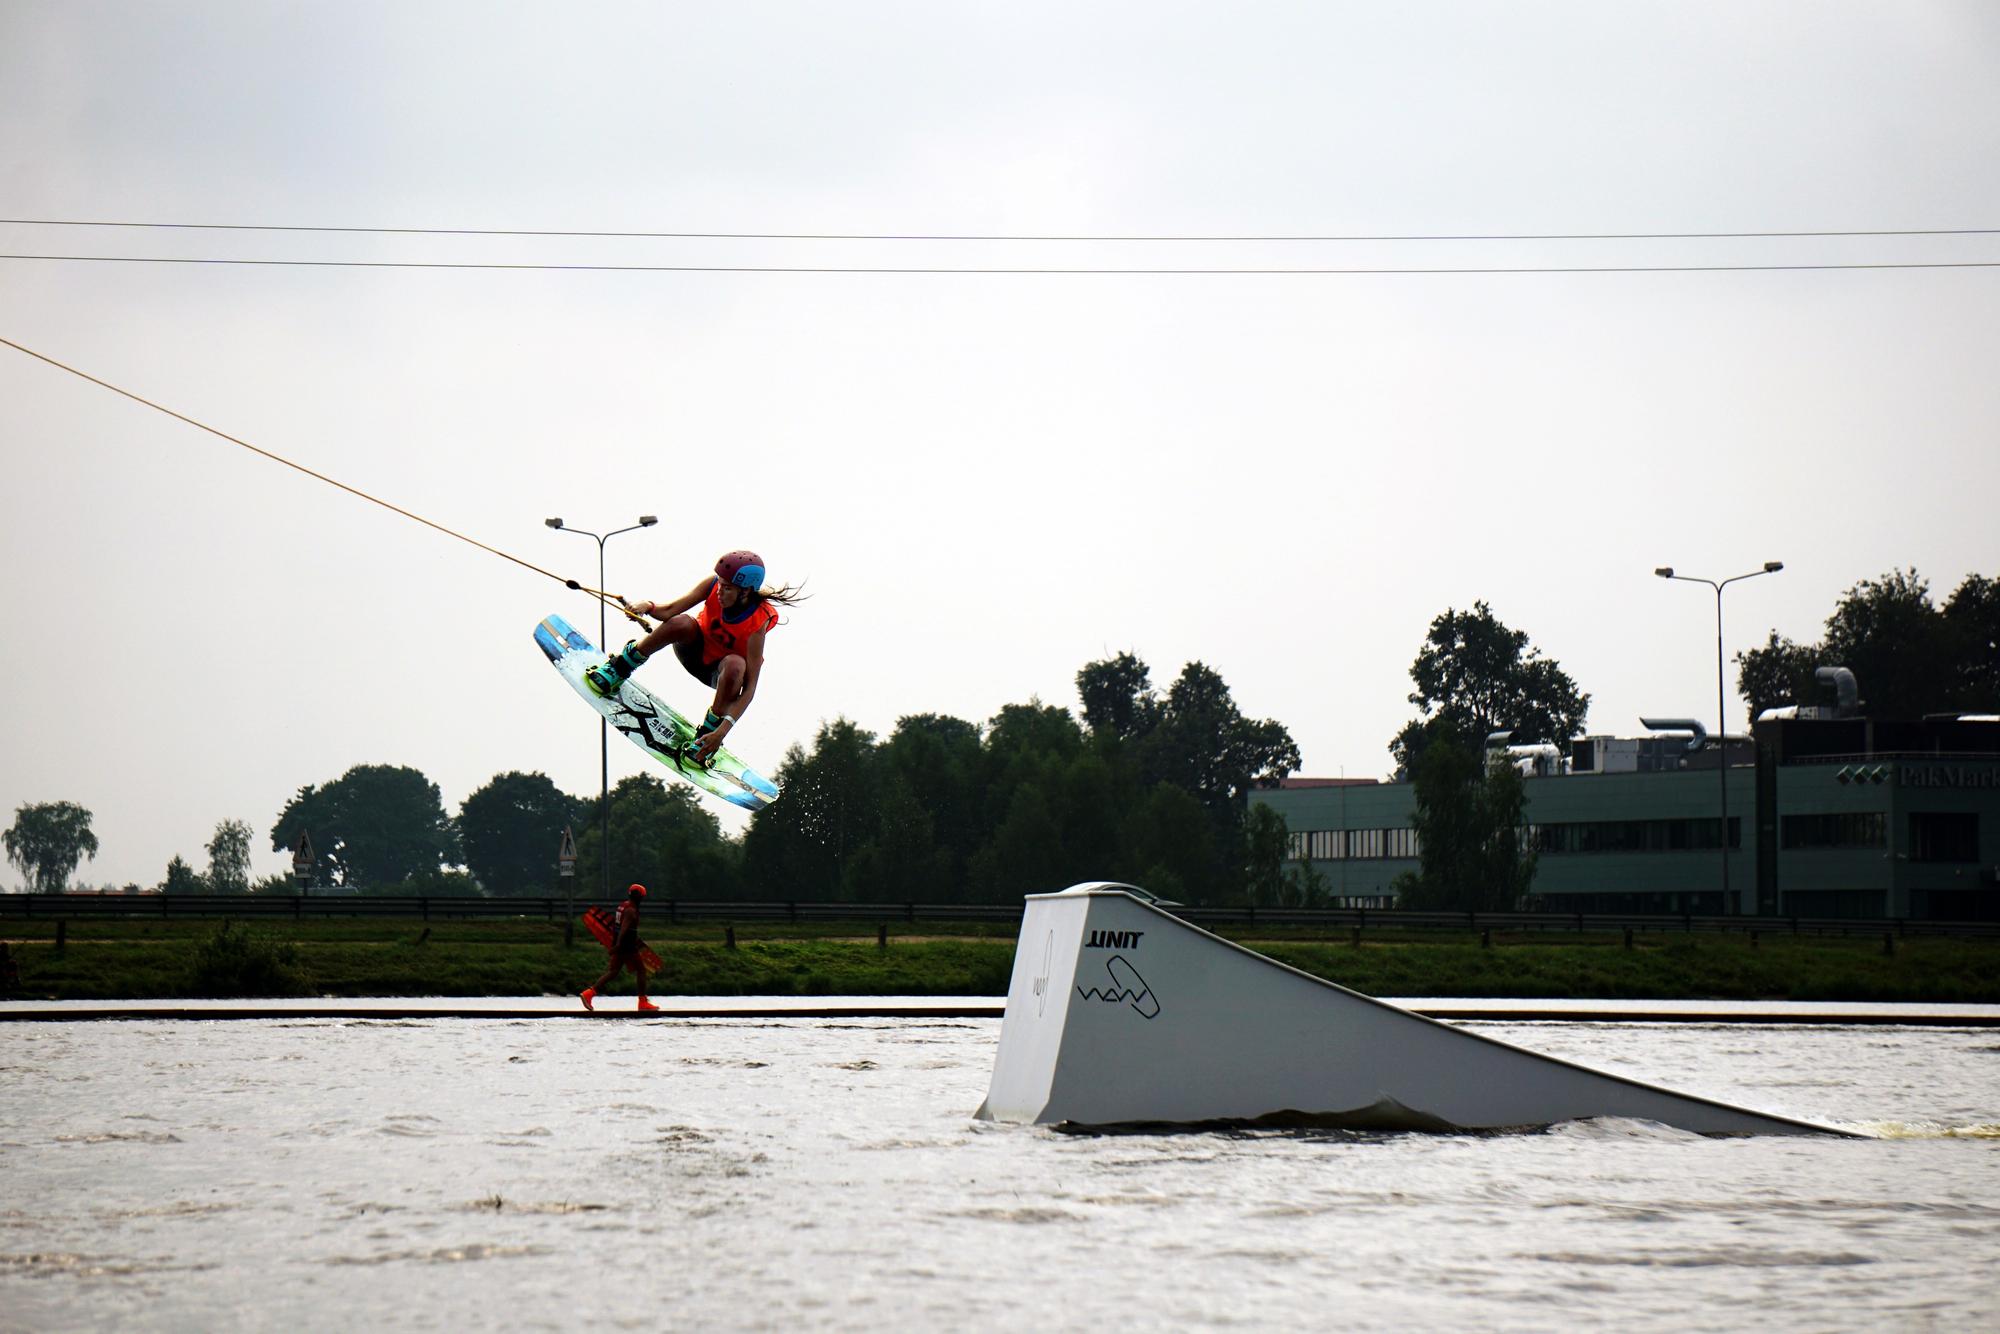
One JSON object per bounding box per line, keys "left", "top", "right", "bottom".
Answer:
{"left": 695, "top": 579, "right": 778, "bottom": 665}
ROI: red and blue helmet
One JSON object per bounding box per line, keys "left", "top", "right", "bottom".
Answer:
{"left": 714, "top": 550, "right": 766, "bottom": 590}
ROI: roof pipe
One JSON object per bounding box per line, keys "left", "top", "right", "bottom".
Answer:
{"left": 1640, "top": 717, "right": 1709, "bottom": 753}
{"left": 1815, "top": 666, "right": 1859, "bottom": 717}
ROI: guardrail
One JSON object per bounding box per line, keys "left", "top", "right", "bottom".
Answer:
{"left": 2, "top": 894, "right": 1996, "bottom": 938}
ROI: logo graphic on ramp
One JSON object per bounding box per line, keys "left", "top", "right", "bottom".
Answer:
{"left": 1076, "top": 955, "right": 1160, "bottom": 1019}
{"left": 1031, "top": 930, "right": 1053, "bottom": 1016}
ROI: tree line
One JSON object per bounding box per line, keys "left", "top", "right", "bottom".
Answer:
{"left": 5, "top": 652, "right": 1304, "bottom": 905}
{"left": 9, "top": 566, "right": 1990, "bottom": 907}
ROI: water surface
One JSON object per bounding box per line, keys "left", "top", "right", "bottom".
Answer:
{"left": 3, "top": 1014, "right": 1996, "bottom": 1331}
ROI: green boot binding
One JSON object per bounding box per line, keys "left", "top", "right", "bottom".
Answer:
{"left": 584, "top": 641, "right": 650, "bottom": 697}
{"left": 684, "top": 710, "right": 726, "bottom": 768}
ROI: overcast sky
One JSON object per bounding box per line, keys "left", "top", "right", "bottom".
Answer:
{"left": 3, "top": 2, "right": 1995, "bottom": 889}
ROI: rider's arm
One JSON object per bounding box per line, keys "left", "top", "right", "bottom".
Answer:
{"left": 635, "top": 578, "right": 716, "bottom": 620}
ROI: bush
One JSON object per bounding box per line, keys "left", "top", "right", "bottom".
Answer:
{"left": 375, "top": 871, "right": 485, "bottom": 898}
{"left": 187, "top": 921, "right": 313, "bottom": 997}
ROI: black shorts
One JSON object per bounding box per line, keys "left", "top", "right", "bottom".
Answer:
{"left": 674, "top": 637, "right": 721, "bottom": 689}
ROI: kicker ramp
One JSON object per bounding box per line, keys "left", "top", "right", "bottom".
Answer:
{"left": 976, "top": 884, "right": 1856, "bottom": 1136}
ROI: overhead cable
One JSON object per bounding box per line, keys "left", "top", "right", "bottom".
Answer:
{"left": 3, "top": 217, "right": 1997, "bottom": 242}
{"left": 3, "top": 253, "right": 1998, "bottom": 275}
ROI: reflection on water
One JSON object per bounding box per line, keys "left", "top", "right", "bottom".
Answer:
{"left": 3, "top": 1015, "right": 1997, "bottom": 1332}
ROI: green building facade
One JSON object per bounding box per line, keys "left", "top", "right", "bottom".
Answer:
{"left": 1254, "top": 717, "right": 1999, "bottom": 919}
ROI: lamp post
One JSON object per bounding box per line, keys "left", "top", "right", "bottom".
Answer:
{"left": 546, "top": 516, "right": 658, "bottom": 903}
{"left": 1654, "top": 561, "right": 1783, "bottom": 913}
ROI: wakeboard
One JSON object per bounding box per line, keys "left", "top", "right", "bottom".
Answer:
{"left": 535, "top": 614, "right": 781, "bottom": 812}
{"left": 581, "top": 905, "right": 664, "bottom": 973}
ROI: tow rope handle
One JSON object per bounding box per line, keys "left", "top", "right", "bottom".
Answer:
{"left": 562, "top": 578, "right": 657, "bottom": 636}
{"left": 617, "top": 596, "right": 658, "bottom": 635}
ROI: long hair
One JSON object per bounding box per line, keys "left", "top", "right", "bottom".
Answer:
{"left": 750, "top": 580, "right": 809, "bottom": 610}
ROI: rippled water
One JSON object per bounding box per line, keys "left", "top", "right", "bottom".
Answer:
{"left": 4, "top": 1014, "right": 1997, "bottom": 1331}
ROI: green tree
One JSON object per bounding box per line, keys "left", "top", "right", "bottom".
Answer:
{"left": 269, "top": 765, "right": 459, "bottom": 889}
{"left": 1737, "top": 569, "right": 1999, "bottom": 723}
{"left": 1945, "top": 573, "right": 2000, "bottom": 708}
{"left": 161, "top": 855, "right": 203, "bottom": 896}
{"left": 1392, "top": 601, "right": 1590, "bottom": 773}
{"left": 4, "top": 801, "right": 99, "bottom": 892}
{"left": 1117, "top": 783, "right": 1214, "bottom": 905}
{"left": 981, "top": 702, "right": 1085, "bottom": 814}
{"left": 1054, "top": 749, "right": 1127, "bottom": 887}
{"left": 740, "top": 658, "right": 1302, "bottom": 907}
{"left": 1399, "top": 731, "right": 1536, "bottom": 912}
{"left": 268, "top": 784, "right": 339, "bottom": 885}
{"left": 1820, "top": 569, "right": 1957, "bottom": 718}
{"left": 1132, "top": 662, "right": 1300, "bottom": 898}
{"left": 1241, "top": 802, "right": 1293, "bottom": 906}
{"left": 844, "top": 773, "right": 951, "bottom": 903}
{"left": 1077, "top": 651, "right": 1159, "bottom": 743}
{"left": 205, "top": 818, "right": 253, "bottom": 894}
{"left": 970, "top": 783, "right": 1067, "bottom": 898}
{"left": 875, "top": 714, "right": 983, "bottom": 897}
{"left": 1142, "top": 662, "right": 1301, "bottom": 812}
{"left": 742, "top": 719, "right": 881, "bottom": 900}
{"left": 1282, "top": 857, "right": 1333, "bottom": 909}
{"left": 459, "top": 771, "right": 583, "bottom": 895}
{"left": 1734, "top": 629, "right": 1822, "bottom": 726}
{"left": 577, "top": 774, "right": 740, "bottom": 900}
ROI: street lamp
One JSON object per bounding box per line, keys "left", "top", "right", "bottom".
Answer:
{"left": 547, "top": 516, "right": 659, "bottom": 903}
{"left": 1654, "top": 561, "right": 1784, "bottom": 913}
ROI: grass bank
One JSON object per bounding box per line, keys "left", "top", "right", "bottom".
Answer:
{"left": 3, "top": 917, "right": 1997, "bottom": 1003}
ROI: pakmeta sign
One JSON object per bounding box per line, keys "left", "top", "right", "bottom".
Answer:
{"left": 1899, "top": 764, "right": 2000, "bottom": 790}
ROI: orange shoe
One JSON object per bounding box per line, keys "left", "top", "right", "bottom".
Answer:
{"left": 580, "top": 988, "right": 596, "bottom": 1012}
{"left": 637, "top": 998, "right": 660, "bottom": 1013}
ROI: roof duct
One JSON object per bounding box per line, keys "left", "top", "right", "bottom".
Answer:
{"left": 1815, "top": 666, "right": 1859, "bottom": 717}
{"left": 1639, "top": 717, "right": 1709, "bottom": 753}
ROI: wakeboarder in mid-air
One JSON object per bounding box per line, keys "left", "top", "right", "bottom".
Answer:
{"left": 585, "top": 549, "right": 805, "bottom": 766}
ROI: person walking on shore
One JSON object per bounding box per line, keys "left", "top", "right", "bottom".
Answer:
{"left": 583, "top": 883, "right": 659, "bottom": 1013}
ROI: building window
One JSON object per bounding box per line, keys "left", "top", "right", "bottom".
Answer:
{"left": 1533, "top": 817, "right": 1740, "bottom": 854}
{"left": 1781, "top": 813, "right": 1888, "bottom": 850}
{"left": 1292, "top": 830, "right": 1351, "bottom": 861}
{"left": 1908, "top": 812, "right": 1979, "bottom": 863}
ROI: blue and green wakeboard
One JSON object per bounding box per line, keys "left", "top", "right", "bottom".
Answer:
{"left": 534, "top": 614, "right": 781, "bottom": 812}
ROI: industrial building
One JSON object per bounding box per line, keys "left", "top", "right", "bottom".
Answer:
{"left": 1254, "top": 694, "right": 1999, "bottom": 920}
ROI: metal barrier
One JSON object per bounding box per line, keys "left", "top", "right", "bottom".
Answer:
{"left": 2, "top": 893, "right": 1996, "bottom": 937}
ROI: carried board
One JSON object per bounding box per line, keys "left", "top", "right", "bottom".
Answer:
{"left": 581, "top": 905, "right": 664, "bottom": 974}
{"left": 535, "top": 614, "right": 781, "bottom": 812}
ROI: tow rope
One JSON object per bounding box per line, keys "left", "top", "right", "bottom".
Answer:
{"left": 1, "top": 334, "right": 656, "bottom": 634}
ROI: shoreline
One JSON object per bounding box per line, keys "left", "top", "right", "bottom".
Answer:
{"left": 5, "top": 996, "right": 1998, "bottom": 1025}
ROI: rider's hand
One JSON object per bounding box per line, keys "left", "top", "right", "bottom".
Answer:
{"left": 695, "top": 718, "right": 732, "bottom": 763}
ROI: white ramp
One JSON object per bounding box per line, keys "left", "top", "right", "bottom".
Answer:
{"left": 976, "top": 884, "right": 1856, "bottom": 1136}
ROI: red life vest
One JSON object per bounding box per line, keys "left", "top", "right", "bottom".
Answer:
{"left": 695, "top": 579, "right": 778, "bottom": 665}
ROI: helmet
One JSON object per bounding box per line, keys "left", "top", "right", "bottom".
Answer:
{"left": 714, "top": 550, "right": 766, "bottom": 590}
{"left": 628, "top": 883, "right": 648, "bottom": 898}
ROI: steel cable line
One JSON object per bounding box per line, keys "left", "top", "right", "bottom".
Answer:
{"left": 0, "top": 334, "right": 656, "bottom": 631}
{"left": 4, "top": 217, "right": 1998, "bottom": 242}
{"left": 4, "top": 253, "right": 1999, "bottom": 274}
